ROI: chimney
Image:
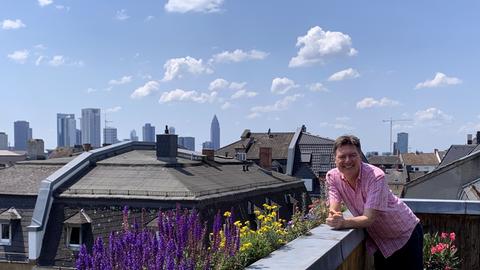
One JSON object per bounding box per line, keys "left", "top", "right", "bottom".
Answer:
{"left": 477, "top": 131, "right": 480, "bottom": 145}
{"left": 83, "top": 143, "right": 92, "bottom": 152}
{"left": 202, "top": 149, "right": 214, "bottom": 161}
{"left": 467, "top": 134, "right": 473, "bottom": 145}
{"left": 259, "top": 147, "right": 272, "bottom": 170}
{"left": 156, "top": 126, "right": 177, "bottom": 162}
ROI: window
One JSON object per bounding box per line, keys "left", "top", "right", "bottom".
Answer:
{"left": 66, "top": 225, "right": 81, "bottom": 249}
{"left": 235, "top": 152, "right": 246, "bottom": 161}
{"left": 303, "top": 179, "right": 313, "bottom": 192}
{"left": 0, "top": 223, "right": 11, "bottom": 245}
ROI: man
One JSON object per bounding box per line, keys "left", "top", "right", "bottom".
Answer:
{"left": 326, "top": 135, "right": 423, "bottom": 270}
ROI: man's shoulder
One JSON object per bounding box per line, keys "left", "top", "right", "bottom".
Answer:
{"left": 327, "top": 167, "right": 340, "bottom": 176}
{"left": 362, "top": 163, "right": 385, "bottom": 178}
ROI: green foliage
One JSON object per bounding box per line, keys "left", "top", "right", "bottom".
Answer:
{"left": 424, "top": 231, "right": 460, "bottom": 270}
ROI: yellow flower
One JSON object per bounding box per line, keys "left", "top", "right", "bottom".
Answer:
{"left": 234, "top": 220, "right": 242, "bottom": 227}
{"left": 271, "top": 212, "right": 277, "bottom": 217}
{"left": 258, "top": 214, "right": 265, "bottom": 220}
{"left": 223, "top": 211, "right": 231, "bottom": 217}
{"left": 254, "top": 210, "right": 261, "bottom": 215}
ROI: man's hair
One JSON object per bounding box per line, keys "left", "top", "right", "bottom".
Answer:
{"left": 333, "top": 135, "right": 362, "bottom": 155}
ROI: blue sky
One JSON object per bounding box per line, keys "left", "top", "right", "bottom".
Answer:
{"left": 1, "top": 0, "right": 479, "bottom": 153}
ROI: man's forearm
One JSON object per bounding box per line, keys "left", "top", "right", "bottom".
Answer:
{"left": 342, "top": 215, "right": 374, "bottom": 229}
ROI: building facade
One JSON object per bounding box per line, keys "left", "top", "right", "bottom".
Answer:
{"left": 210, "top": 115, "right": 220, "bottom": 150}
{"left": 142, "top": 123, "right": 155, "bottom": 142}
{"left": 130, "top": 130, "right": 138, "bottom": 141}
{"left": 57, "top": 114, "right": 77, "bottom": 148}
{"left": 103, "top": 127, "right": 118, "bottom": 145}
{"left": 27, "top": 139, "right": 45, "bottom": 160}
{"left": 14, "top": 121, "right": 31, "bottom": 151}
{"left": 179, "top": 136, "right": 195, "bottom": 151}
{"left": 0, "top": 132, "right": 8, "bottom": 150}
{"left": 81, "top": 108, "right": 101, "bottom": 148}
{"left": 397, "top": 132, "right": 408, "bottom": 154}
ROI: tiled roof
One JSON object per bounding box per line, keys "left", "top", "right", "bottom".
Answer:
{"left": 401, "top": 153, "right": 439, "bottom": 166}
{"left": 460, "top": 179, "right": 480, "bottom": 200}
{"left": 0, "top": 164, "right": 63, "bottom": 195}
{"left": 368, "top": 155, "right": 400, "bottom": 165}
{"left": 216, "top": 132, "right": 294, "bottom": 160}
{"left": 438, "top": 145, "right": 478, "bottom": 168}
{"left": 298, "top": 133, "right": 334, "bottom": 145}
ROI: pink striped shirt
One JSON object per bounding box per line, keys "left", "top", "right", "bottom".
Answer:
{"left": 326, "top": 163, "right": 419, "bottom": 257}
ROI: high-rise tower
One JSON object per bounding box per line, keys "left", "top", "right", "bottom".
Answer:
{"left": 142, "top": 123, "right": 155, "bottom": 142}
{"left": 14, "top": 120, "right": 30, "bottom": 151}
{"left": 210, "top": 115, "right": 220, "bottom": 150}
{"left": 81, "top": 108, "right": 101, "bottom": 148}
{"left": 57, "top": 113, "right": 77, "bottom": 147}
{"left": 397, "top": 132, "right": 408, "bottom": 154}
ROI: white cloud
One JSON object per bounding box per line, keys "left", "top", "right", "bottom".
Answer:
{"left": 55, "top": 5, "right": 70, "bottom": 11}
{"left": 162, "top": 56, "right": 213, "bottom": 81}
{"left": 211, "top": 49, "right": 269, "bottom": 63}
{"left": 356, "top": 97, "right": 400, "bottom": 109}
{"left": 165, "top": 0, "right": 224, "bottom": 13}
{"left": 48, "top": 55, "right": 65, "bottom": 66}
{"left": 271, "top": 77, "right": 299, "bottom": 95}
{"left": 208, "top": 78, "right": 229, "bottom": 91}
{"left": 35, "top": 56, "right": 44, "bottom": 66}
{"left": 86, "top": 88, "right": 97, "bottom": 94}
{"left": 115, "top": 9, "right": 130, "bottom": 21}
{"left": 7, "top": 50, "right": 29, "bottom": 64}
{"left": 159, "top": 89, "right": 217, "bottom": 103}
{"left": 415, "top": 72, "right": 462, "bottom": 89}
{"left": 319, "top": 122, "right": 354, "bottom": 130}
{"left": 289, "top": 26, "right": 357, "bottom": 68}
{"left": 229, "top": 82, "right": 247, "bottom": 90}
{"left": 38, "top": 0, "right": 53, "bottom": 7}
{"left": 109, "top": 75, "right": 132, "bottom": 85}
{"left": 415, "top": 108, "right": 453, "bottom": 127}
{"left": 106, "top": 106, "right": 122, "bottom": 113}
{"left": 328, "top": 68, "right": 360, "bottom": 81}
{"left": 34, "top": 44, "right": 47, "bottom": 50}
{"left": 336, "top": 116, "right": 350, "bottom": 122}
{"left": 458, "top": 122, "right": 480, "bottom": 134}
{"left": 145, "top": 15, "right": 155, "bottom": 22}
{"left": 231, "top": 90, "right": 258, "bottom": 99}
{"left": 221, "top": 102, "right": 231, "bottom": 110}
{"left": 250, "top": 94, "right": 303, "bottom": 115}
{"left": 308, "top": 82, "right": 328, "bottom": 92}
{"left": 131, "top": 81, "right": 159, "bottom": 99}
{"left": 2, "top": 19, "right": 26, "bottom": 30}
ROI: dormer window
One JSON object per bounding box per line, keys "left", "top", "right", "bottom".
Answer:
{"left": 235, "top": 152, "right": 246, "bottom": 161}
{"left": 0, "top": 207, "right": 22, "bottom": 246}
{"left": 64, "top": 209, "right": 92, "bottom": 250}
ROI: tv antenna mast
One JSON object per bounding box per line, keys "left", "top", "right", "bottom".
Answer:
{"left": 382, "top": 118, "right": 412, "bottom": 153}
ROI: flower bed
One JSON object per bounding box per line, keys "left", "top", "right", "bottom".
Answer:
{"left": 76, "top": 199, "right": 329, "bottom": 270}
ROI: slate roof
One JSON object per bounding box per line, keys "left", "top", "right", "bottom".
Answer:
{"left": 59, "top": 150, "right": 299, "bottom": 200}
{"left": 368, "top": 155, "right": 400, "bottom": 165}
{"left": 401, "top": 153, "right": 439, "bottom": 166}
{"left": 460, "top": 179, "right": 480, "bottom": 200}
{"left": 0, "top": 163, "right": 64, "bottom": 195}
{"left": 298, "top": 133, "right": 334, "bottom": 145}
{"left": 438, "top": 145, "right": 479, "bottom": 168}
{"left": 216, "top": 132, "right": 294, "bottom": 160}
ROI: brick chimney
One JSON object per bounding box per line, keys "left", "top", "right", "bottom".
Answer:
{"left": 202, "top": 149, "right": 214, "bottom": 161}
{"left": 82, "top": 143, "right": 92, "bottom": 152}
{"left": 156, "top": 126, "right": 177, "bottom": 162}
{"left": 259, "top": 147, "right": 272, "bottom": 170}
{"left": 467, "top": 134, "right": 473, "bottom": 145}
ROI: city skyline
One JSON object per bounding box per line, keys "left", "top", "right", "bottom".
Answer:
{"left": 1, "top": 1, "right": 480, "bottom": 152}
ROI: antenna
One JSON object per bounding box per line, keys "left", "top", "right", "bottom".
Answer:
{"left": 382, "top": 118, "right": 412, "bottom": 153}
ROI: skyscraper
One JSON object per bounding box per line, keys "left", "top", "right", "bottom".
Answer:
{"left": 130, "top": 130, "right": 139, "bottom": 141}
{"left": 14, "top": 120, "right": 30, "bottom": 151}
{"left": 103, "top": 127, "right": 118, "bottom": 145}
{"left": 142, "top": 123, "right": 155, "bottom": 142}
{"left": 0, "top": 132, "right": 8, "bottom": 150}
{"left": 57, "top": 113, "right": 77, "bottom": 148}
{"left": 178, "top": 136, "right": 195, "bottom": 151}
{"left": 397, "top": 132, "right": 408, "bottom": 154}
{"left": 81, "top": 108, "right": 101, "bottom": 148}
{"left": 76, "top": 129, "right": 82, "bottom": 145}
{"left": 210, "top": 115, "right": 220, "bottom": 150}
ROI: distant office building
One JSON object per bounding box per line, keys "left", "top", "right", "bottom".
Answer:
{"left": 210, "top": 115, "right": 220, "bottom": 150}
{"left": 142, "top": 123, "right": 155, "bottom": 142}
{"left": 14, "top": 120, "right": 30, "bottom": 151}
{"left": 103, "top": 127, "right": 118, "bottom": 145}
{"left": 130, "top": 130, "right": 139, "bottom": 141}
{"left": 393, "top": 142, "right": 399, "bottom": 155}
{"left": 168, "top": 126, "right": 175, "bottom": 135}
{"left": 76, "top": 129, "right": 82, "bottom": 145}
{"left": 28, "top": 139, "right": 45, "bottom": 160}
{"left": 0, "top": 132, "right": 8, "bottom": 150}
{"left": 81, "top": 108, "right": 101, "bottom": 148}
{"left": 202, "top": 141, "right": 213, "bottom": 149}
{"left": 57, "top": 113, "right": 77, "bottom": 148}
{"left": 179, "top": 136, "right": 195, "bottom": 151}
{"left": 397, "top": 132, "right": 408, "bottom": 154}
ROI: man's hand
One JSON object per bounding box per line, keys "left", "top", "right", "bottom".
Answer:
{"left": 326, "top": 210, "right": 344, "bottom": 229}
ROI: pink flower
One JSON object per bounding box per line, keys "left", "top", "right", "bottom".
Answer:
{"left": 449, "top": 232, "right": 455, "bottom": 241}
{"left": 431, "top": 246, "right": 437, "bottom": 254}
{"left": 445, "top": 266, "right": 451, "bottom": 270}
{"left": 441, "top": 232, "right": 448, "bottom": 239}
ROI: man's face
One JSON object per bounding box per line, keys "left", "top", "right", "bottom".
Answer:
{"left": 335, "top": 144, "right": 361, "bottom": 178}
